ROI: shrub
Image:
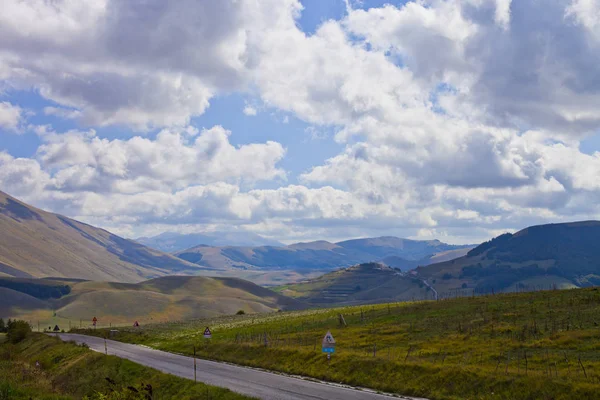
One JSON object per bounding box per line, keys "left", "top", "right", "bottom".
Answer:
{"left": 6, "top": 320, "right": 31, "bottom": 344}
{"left": 236, "top": 310, "right": 246, "bottom": 315}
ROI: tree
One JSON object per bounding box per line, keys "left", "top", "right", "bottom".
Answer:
{"left": 0, "top": 318, "right": 5, "bottom": 333}
{"left": 7, "top": 320, "right": 31, "bottom": 344}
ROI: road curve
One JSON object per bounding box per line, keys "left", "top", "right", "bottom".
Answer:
{"left": 55, "top": 333, "right": 426, "bottom": 400}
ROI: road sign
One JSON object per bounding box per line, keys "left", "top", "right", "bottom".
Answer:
{"left": 203, "top": 327, "right": 212, "bottom": 339}
{"left": 322, "top": 331, "right": 335, "bottom": 346}
{"left": 53, "top": 325, "right": 60, "bottom": 332}
{"left": 322, "top": 331, "right": 336, "bottom": 354}
{"left": 133, "top": 321, "right": 139, "bottom": 327}
{"left": 92, "top": 317, "right": 97, "bottom": 326}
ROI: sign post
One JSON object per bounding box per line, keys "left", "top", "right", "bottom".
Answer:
{"left": 92, "top": 317, "right": 97, "bottom": 329}
{"left": 193, "top": 346, "right": 197, "bottom": 382}
{"left": 322, "top": 331, "right": 336, "bottom": 361}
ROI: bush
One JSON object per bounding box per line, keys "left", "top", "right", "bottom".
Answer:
{"left": 236, "top": 310, "right": 245, "bottom": 315}
{"left": 6, "top": 320, "right": 31, "bottom": 344}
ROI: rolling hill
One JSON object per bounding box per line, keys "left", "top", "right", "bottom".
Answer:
{"left": 136, "top": 231, "right": 284, "bottom": 253}
{"left": 275, "top": 263, "right": 431, "bottom": 305}
{"left": 0, "top": 275, "right": 305, "bottom": 325}
{"left": 416, "top": 221, "right": 600, "bottom": 297}
{"left": 0, "top": 190, "right": 199, "bottom": 282}
{"left": 174, "top": 237, "right": 473, "bottom": 281}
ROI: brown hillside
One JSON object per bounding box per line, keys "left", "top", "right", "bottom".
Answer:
{"left": 1, "top": 275, "right": 306, "bottom": 324}
{"left": 0, "top": 190, "right": 199, "bottom": 282}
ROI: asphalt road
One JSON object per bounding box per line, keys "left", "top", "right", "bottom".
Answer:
{"left": 55, "top": 333, "right": 426, "bottom": 400}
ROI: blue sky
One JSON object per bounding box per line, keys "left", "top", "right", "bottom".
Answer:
{"left": 1, "top": 0, "right": 600, "bottom": 244}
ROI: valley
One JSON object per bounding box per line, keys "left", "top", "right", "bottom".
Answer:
{"left": 171, "top": 237, "right": 473, "bottom": 284}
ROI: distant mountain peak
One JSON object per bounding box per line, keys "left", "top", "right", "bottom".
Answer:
{"left": 136, "top": 231, "right": 284, "bottom": 252}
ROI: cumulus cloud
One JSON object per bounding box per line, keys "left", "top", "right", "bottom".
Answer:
{"left": 0, "top": 0, "right": 302, "bottom": 130}
{"left": 0, "top": 101, "right": 24, "bottom": 132}
{"left": 344, "top": 0, "right": 600, "bottom": 136}
{"left": 2, "top": 0, "right": 600, "bottom": 243}
{"left": 33, "top": 125, "right": 286, "bottom": 194}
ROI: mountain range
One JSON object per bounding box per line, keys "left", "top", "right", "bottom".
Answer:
{"left": 136, "top": 231, "right": 284, "bottom": 252}
{"left": 280, "top": 220, "right": 600, "bottom": 306}
{"left": 4, "top": 188, "right": 599, "bottom": 310}
{"left": 0, "top": 190, "right": 472, "bottom": 285}
{"left": 173, "top": 237, "right": 473, "bottom": 283}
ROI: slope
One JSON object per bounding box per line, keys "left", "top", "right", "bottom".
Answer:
{"left": 275, "top": 263, "right": 431, "bottom": 305}
{"left": 416, "top": 220, "right": 600, "bottom": 296}
{"left": 0, "top": 190, "right": 199, "bottom": 282}
{"left": 0, "top": 275, "right": 306, "bottom": 325}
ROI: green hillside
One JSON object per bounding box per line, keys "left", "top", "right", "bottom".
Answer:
{"left": 417, "top": 221, "right": 600, "bottom": 298}
{"left": 0, "top": 333, "right": 251, "bottom": 400}
{"left": 275, "top": 263, "right": 431, "bottom": 305}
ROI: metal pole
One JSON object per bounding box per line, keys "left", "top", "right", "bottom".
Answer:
{"left": 193, "top": 346, "right": 197, "bottom": 382}
{"left": 104, "top": 338, "right": 107, "bottom": 355}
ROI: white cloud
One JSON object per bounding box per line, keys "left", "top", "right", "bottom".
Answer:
{"left": 34, "top": 125, "right": 286, "bottom": 193}
{"left": 0, "top": 101, "right": 24, "bottom": 132}
{"left": 243, "top": 105, "right": 258, "bottom": 116}
{"left": 43, "top": 106, "right": 82, "bottom": 120}
{"left": 0, "top": 0, "right": 302, "bottom": 130}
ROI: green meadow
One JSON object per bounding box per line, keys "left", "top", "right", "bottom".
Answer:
{"left": 0, "top": 333, "right": 253, "bottom": 400}
{"left": 80, "top": 287, "right": 600, "bottom": 400}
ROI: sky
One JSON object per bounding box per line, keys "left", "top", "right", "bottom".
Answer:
{"left": 1, "top": 0, "right": 600, "bottom": 245}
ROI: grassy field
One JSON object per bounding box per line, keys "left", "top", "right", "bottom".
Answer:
{"left": 79, "top": 287, "right": 600, "bottom": 400}
{"left": 0, "top": 333, "right": 253, "bottom": 399}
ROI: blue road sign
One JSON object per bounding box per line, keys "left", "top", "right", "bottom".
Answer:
{"left": 322, "top": 347, "right": 335, "bottom": 353}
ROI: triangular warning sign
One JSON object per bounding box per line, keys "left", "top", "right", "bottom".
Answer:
{"left": 203, "top": 327, "right": 212, "bottom": 337}
{"left": 322, "top": 330, "right": 335, "bottom": 345}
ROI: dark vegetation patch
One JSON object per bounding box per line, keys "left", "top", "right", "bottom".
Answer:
{"left": 176, "top": 251, "right": 204, "bottom": 264}
{"left": 0, "top": 278, "right": 71, "bottom": 300}
{"left": 0, "top": 262, "right": 33, "bottom": 278}
{"left": 0, "top": 198, "right": 43, "bottom": 222}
